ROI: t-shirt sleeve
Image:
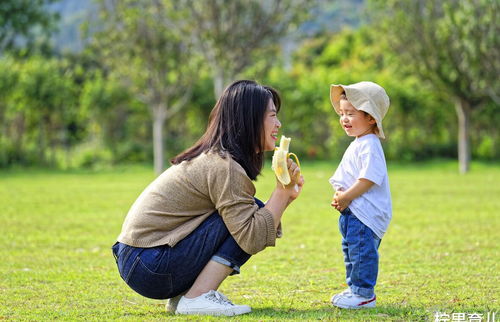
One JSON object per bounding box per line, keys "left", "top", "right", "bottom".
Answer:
{"left": 207, "top": 157, "right": 277, "bottom": 255}
{"left": 358, "top": 152, "right": 385, "bottom": 186}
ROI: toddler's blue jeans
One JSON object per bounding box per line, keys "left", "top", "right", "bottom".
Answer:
{"left": 339, "top": 208, "right": 381, "bottom": 298}
{"left": 112, "top": 198, "right": 264, "bottom": 300}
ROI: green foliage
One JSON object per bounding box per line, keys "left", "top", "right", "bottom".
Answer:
{"left": 266, "top": 64, "right": 335, "bottom": 160}
{"left": 0, "top": 0, "right": 60, "bottom": 54}
{"left": 1, "top": 1, "right": 498, "bottom": 170}
{"left": 265, "top": 27, "right": 467, "bottom": 161}
{"left": 92, "top": 0, "right": 203, "bottom": 173}
{"left": 472, "top": 101, "right": 500, "bottom": 160}
{"left": 368, "top": 0, "right": 500, "bottom": 172}
{"left": 176, "top": 0, "right": 312, "bottom": 97}
{"left": 369, "top": 0, "right": 500, "bottom": 104}
{"left": 0, "top": 162, "right": 498, "bottom": 320}
{"left": 70, "top": 141, "right": 113, "bottom": 169}
{"left": 80, "top": 72, "right": 147, "bottom": 163}
{"left": 0, "top": 55, "right": 80, "bottom": 166}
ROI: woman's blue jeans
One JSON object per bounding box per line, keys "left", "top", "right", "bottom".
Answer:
{"left": 339, "top": 208, "right": 381, "bottom": 298}
{"left": 112, "top": 199, "right": 264, "bottom": 300}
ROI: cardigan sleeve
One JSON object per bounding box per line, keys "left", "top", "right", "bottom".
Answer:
{"left": 206, "top": 155, "right": 278, "bottom": 255}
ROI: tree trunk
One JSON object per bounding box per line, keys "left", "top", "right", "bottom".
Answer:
{"left": 38, "top": 121, "right": 46, "bottom": 165}
{"left": 152, "top": 104, "right": 167, "bottom": 175}
{"left": 454, "top": 98, "right": 471, "bottom": 174}
{"left": 13, "top": 114, "right": 25, "bottom": 162}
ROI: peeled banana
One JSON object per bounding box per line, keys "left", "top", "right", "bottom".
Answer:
{"left": 272, "top": 135, "right": 301, "bottom": 189}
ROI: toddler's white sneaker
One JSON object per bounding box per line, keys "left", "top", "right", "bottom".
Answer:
{"left": 175, "top": 290, "right": 251, "bottom": 316}
{"left": 331, "top": 291, "right": 376, "bottom": 309}
{"left": 331, "top": 288, "right": 352, "bottom": 304}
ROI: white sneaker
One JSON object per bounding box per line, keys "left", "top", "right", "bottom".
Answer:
{"left": 175, "top": 290, "right": 251, "bottom": 316}
{"left": 332, "top": 292, "right": 376, "bottom": 309}
{"left": 331, "top": 288, "right": 352, "bottom": 304}
{"left": 165, "top": 294, "right": 182, "bottom": 313}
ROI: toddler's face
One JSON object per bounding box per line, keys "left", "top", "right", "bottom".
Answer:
{"left": 338, "top": 99, "right": 376, "bottom": 138}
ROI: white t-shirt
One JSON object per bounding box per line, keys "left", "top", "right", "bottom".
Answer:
{"left": 329, "top": 134, "right": 392, "bottom": 239}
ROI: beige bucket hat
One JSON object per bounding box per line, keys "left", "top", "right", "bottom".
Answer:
{"left": 330, "top": 81, "right": 390, "bottom": 139}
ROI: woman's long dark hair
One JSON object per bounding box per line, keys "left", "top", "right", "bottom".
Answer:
{"left": 171, "top": 80, "right": 281, "bottom": 180}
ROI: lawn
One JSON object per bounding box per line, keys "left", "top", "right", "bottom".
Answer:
{"left": 0, "top": 161, "right": 498, "bottom": 321}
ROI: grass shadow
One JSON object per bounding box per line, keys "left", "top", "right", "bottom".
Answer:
{"left": 115, "top": 305, "right": 432, "bottom": 321}
{"left": 249, "top": 305, "right": 433, "bottom": 321}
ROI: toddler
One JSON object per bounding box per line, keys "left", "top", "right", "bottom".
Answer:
{"left": 328, "top": 81, "right": 392, "bottom": 309}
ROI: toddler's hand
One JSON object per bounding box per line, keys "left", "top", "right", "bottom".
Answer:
{"left": 331, "top": 193, "right": 339, "bottom": 209}
{"left": 331, "top": 190, "right": 350, "bottom": 212}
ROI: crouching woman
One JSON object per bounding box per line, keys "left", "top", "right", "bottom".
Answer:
{"left": 111, "top": 80, "right": 304, "bottom": 317}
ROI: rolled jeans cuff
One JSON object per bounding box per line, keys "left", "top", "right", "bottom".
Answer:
{"left": 211, "top": 255, "right": 241, "bottom": 275}
{"left": 351, "top": 285, "right": 375, "bottom": 298}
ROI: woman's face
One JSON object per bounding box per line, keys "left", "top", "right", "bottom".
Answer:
{"left": 262, "top": 99, "right": 281, "bottom": 152}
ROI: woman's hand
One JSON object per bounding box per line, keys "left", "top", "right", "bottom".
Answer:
{"left": 287, "top": 173, "right": 304, "bottom": 202}
{"left": 266, "top": 158, "right": 304, "bottom": 229}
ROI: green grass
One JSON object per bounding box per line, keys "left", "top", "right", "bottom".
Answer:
{"left": 1, "top": 161, "right": 499, "bottom": 321}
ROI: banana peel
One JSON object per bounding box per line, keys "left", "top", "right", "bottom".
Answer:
{"left": 271, "top": 135, "right": 301, "bottom": 191}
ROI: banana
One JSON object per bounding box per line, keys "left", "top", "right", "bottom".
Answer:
{"left": 272, "top": 135, "right": 301, "bottom": 190}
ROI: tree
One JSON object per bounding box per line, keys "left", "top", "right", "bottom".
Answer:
{"left": 0, "top": 56, "right": 78, "bottom": 166}
{"left": 178, "top": 0, "right": 312, "bottom": 98}
{"left": 79, "top": 71, "right": 134, "bottom": 162}
{"left": 14, "top": 56, "right": 77, "bottom": 166}
{"left": 266, "top": 27, "right": 457, "bottom": 162}
{"left": 0, "top": 0, "right": 59, "bottom": 53}
{"left": 370, "top": 0, "right": 500, "bottom": 173}
{"left": 93, "top": 0, "right": 199, "bottom": 174}
{"left": 0, "top": 56, "right": 19, "bottom": 165}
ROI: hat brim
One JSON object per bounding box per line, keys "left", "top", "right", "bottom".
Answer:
{"left": 330, "top": 84, "right": 346, "bottom": 115}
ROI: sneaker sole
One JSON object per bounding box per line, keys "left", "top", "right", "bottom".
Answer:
{"left": 175, "top": 307, "right": 251, "bottom": 316}
{"left": 333, "top": 300, "right": 376, "bottom": 309}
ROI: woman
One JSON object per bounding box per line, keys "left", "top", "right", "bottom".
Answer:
{"left": 112, "top": 80, "right": 304, "bottom": 317}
